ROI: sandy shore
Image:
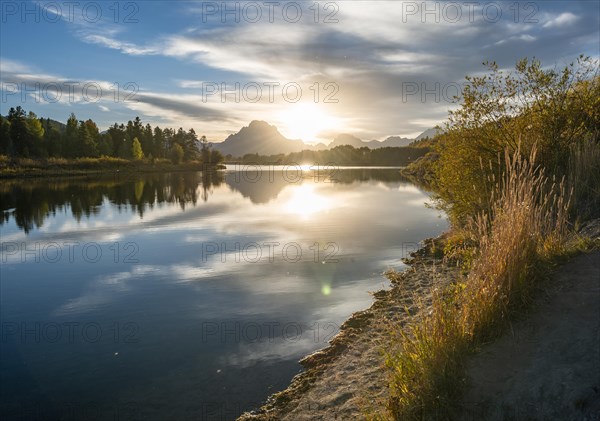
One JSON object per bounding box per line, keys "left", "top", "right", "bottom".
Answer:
{"left": 239, "top": 221, "right": 600, "bottom": 420}
{"left": 238, "top": 238, "right": 458, "bottom": 420}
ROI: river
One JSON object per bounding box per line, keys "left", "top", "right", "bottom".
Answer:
{"left": 0, "top": 166, "right": 447, "bottom": 420}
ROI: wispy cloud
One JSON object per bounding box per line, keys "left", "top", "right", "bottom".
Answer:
{"left": 82, "top": 34, "right": 159, "bottom": 56}
{"left": 0, "top": 61, "right": 230, "bottom": 126}
{"left": 543, "top": 12, "right": 579, "bottom": 28}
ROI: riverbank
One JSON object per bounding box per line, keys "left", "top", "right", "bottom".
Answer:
{"left": 238, "top": 235, "right": 459, "bottom": 420}
{"left": 0, "top": 156, "right": 225, "bottom": 179}
{"left": 239, "top": 220, "right": 599, "bottom": 420}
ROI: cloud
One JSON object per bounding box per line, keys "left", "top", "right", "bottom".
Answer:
{"left": 52, "top": 265, "right": 163, "bottom": 315}
{"left": 0, "top": 60, "right": 229, "bottom": 124}
{"left": 128, "top": 91, "right": 229, "bottom": 121}
{"left": 82, "top": 34, "right": 159, "bottom": 56}
{"left": 0, "top": 58, "right": 35, "bottom": 74}
{"left": 543, "top": 12, "right": 579, "bottom": 28}
{"left": 176, "top": 80, "right": 206, "bottom": 89}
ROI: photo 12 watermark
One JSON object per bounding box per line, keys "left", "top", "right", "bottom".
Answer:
{"left": 224, "top": 163, "right": 339, "bottom": 183}
{"left": 397, "top": 1, "right": 539, "bottom": 24}
{"left": 1, "top": 81, "right": 139, "bottom": 104}
{"left": 1, "top": 1, "right": 140, "bottom": 24}
{"left": 1, "top": 241, "right": 140, "bottom": 264}
{"left": 198, "top": 1, "right": 339, "bottom": 24}
{"left": 401, "top": 76, "right": 518, "bottom": 103}
{"left": 200, "top": 320, "right": 341, "bottom": 344}
{"left": 1, "top": 320, "right": 140, "bottom": 344}
{"left": 200, "top": 241, "right": 339, "bottom": 263}
{"left": 199, "top": 81, "right": 339, "bottom": 104}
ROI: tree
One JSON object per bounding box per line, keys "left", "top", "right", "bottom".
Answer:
{"left": 132, "top": 137, "right": 144, "bottom": 160}
{"left": 200, "top": 135, "right": 210, "bottom": 164}
{"left": 107, "top": 123, "right": 126, "bottom": 157}
{"left": 78, "top": 121, "right": 99, "bottom": 157}
{"left": 210, "top": 149, "right": 224, "bottom": 165}
{"left": 435, "top": 55, "right": 600, "bottom": 223}
{"left": 119, "top": 135, "right": 133, "bottom": 159}
{"left": 142, "top": 123, "right": 153, "bottom": 157}
{"left": 8, "top": 106, "right": 29, "bottom": 157}
{"left": 64, "top": 113, "right": 79, "bottom": 158}
{"left": 170, "top": 143, "right": 184, "bottom": 164}
{"left": 0, "top": 116, "right": 12, "bottom": 156}
{"left": 153, "top": 126, "right": 166, "bottom": 158}
{"left": 26, "top": 112, "right": 45, "bottom": 157}
{"left": 44, "top": 126, "right": 62, "bottom": 157}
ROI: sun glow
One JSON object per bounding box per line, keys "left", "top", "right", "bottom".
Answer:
{"left": 278, "top": 103, "right": 342, "bottom": 143}
{"left": 283, "top": 184, "right": 332, "bottom": 219}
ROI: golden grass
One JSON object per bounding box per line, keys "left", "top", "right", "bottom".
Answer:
{"left": 378, "top": 146, "right": 578, "bottom": 420}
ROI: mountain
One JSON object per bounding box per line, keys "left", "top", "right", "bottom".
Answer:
{"left": 329, "top": 134, "right": 365, "bottom": 148}
{"left": 40, "top": 117, "right": 67, "bottom": 133}
{"left": 2, "top": 115, "right": 67, "bottom": 133}
{"left": 329, "top": 134, "right": 413, "bottom": 149}
{"left": 212, "top": 122, "right": 442, "bottom": 157}
{"left": 213, "top": 120, "right": 305, "bottom": 156}
{"left": 373, "top": 135, "right": 413, "bottom": 148}
{"left": 415, "top": 127, "right": 442, "bottom": 141}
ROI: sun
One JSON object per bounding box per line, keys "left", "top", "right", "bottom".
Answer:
{"left": 278, "top": 103, "right": 341, "bottom": 142}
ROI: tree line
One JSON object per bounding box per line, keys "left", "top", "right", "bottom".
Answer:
{"left": 234, "top": 145, "right": 430, "bottom": 166}
{"left": 0, "top": 107, "right": 224, "bottom": 165}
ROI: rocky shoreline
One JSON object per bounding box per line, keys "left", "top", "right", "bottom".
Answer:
{"left": 239, "top": 235, "right": 459, "bottom": 420}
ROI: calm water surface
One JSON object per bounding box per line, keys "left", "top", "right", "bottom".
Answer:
{"left": 0, "top": 167, "right": 446, "bottom": 420}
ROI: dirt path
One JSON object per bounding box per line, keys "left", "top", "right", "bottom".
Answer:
{"left": 460, "top": 250, "right": 600, "bottom": 420}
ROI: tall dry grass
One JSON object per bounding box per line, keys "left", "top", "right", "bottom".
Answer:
{"left": 380, "top": 147, "right": 574, "bottom": 420}
{"left": 460, "top": 147, "right": 571, "bottom": 341}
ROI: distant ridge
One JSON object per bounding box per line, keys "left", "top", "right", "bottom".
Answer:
{"left": 328, "top": 134, "right": 413, "bottom": 149}
{"left": 212, "top": 120, "right": 441, "bottom": 157}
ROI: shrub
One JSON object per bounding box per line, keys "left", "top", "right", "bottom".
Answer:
{"left": 435, "top": 56, "right": 599, "bottom": 225}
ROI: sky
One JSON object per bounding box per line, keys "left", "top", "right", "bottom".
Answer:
{"left": 1, "top": 1, "right": 598, "bottom": 144}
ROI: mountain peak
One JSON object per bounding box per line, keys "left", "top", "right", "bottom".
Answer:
{"left": 248, "top": 120, "right": 272, "bottom": 129}
{"left": 214, "top": 121, "right": 304, "bottom": 157}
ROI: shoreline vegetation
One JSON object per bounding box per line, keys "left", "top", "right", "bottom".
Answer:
{"left": 240, "top": 56, "right": 599, "bottom": 420}
{"left": 0, "top": 155, "right": 227, "bottom": 179}
{"left": 0, "top": 147, "right": 431, "bottom": 179}
{"left": 223, "top": 145, "right": 430, "bottom": 167}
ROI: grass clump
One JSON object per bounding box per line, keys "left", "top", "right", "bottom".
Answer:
{"left": 378, "top": 145, "right": 583, "bottom": 420}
